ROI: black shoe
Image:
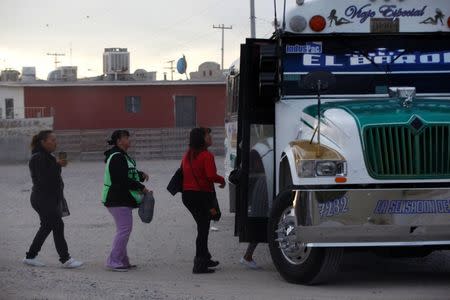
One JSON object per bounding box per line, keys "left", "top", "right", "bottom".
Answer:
{"left": 193, "top": 257, "right": 216, "bottom": 274}
{"left": 193, "top": 267, "right": 215, "bottom": 274}
{"left": 207, "top": 260, "right": 219, "bottom": 268}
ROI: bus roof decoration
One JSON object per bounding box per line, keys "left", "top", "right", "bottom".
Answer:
{"left": 284, "top": 0, "right": 450, "bottom": 34}
{"left": 301, "top": 71, "right": 336, "bottom": 157}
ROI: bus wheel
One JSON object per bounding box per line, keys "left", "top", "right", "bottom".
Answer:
{"left": 268, "top": 190, "right": 343, "bottom": 285}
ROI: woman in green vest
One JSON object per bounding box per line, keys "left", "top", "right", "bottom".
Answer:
{"left": 102, "top": 130, "right": 149, "bottom": 272}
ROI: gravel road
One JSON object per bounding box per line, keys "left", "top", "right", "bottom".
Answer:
{"left": 0, "top": 158, "right": 449, "bottom": 300}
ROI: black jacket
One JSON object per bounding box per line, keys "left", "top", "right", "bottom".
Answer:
{"left": 29, "top": 146, "right": 64, "bottom": 213}
{"left": 103, "top": 146, "right": 145, "bottom": 208}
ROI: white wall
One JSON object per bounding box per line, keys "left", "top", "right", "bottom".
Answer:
{"left": 0, "top": 86, "right": 24, "bottom": 119}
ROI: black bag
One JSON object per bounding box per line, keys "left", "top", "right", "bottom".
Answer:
{"left": 228, "top": 168, "right": 241, "bottom": 185}
{"left": 59, "top": 197, "right": 70, "bottom": 217}
{"left": 138, "top": 192, "right": 155, "bottom": 223}
{"left": 167, "top": 166, "right": 183, "bottom": 196}
{"left": 209, "top": 192, "right": 221, "bottom": 222}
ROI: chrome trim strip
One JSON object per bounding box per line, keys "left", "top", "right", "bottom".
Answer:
{"left": 282, "top": 94, "right": 450, "bottom": 100}
{"left": 291, "top": 186, "right": 450, "bottom": 192}
{"left": 306, "top": 241, "right": 450, "bottom": 247}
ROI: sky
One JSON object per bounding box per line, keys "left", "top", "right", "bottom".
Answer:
{"left": 0, "top": 0, "right": 291, "bottom": 80}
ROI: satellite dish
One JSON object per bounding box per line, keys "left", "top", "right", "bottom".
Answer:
{"left": 177, "top": 55, "right": 187, "bottom": 74}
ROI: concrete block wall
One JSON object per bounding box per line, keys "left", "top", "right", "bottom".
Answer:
{"left": 0, "top": 125, "right": 225, "bottom": 163}
{"left": 0, "top": 117, "right": 53, "bottom": 163}
{"left": 55, "top": 127, "right": 225, "bottom": 161}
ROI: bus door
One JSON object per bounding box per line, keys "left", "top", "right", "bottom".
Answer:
{"left": 233, "top": 38, "right": 277, "bottom": 243}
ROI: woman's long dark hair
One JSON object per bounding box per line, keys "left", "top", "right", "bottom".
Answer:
{"left": 30, "top": 130, "right": 53, "bottom": 151}
{"left": 188, "top": 127, "right": 211, "bottom": 159}
{"left": 107, "top": 129, "right": 130, "bottom": 146}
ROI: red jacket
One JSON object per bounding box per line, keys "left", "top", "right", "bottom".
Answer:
{"left": 182, "top": 150, "right": 225, "bottom": 192}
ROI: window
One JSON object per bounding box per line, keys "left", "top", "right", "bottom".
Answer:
{"left": 5, "top": 98, "right": 14, "bottom": 119}
{"left": 174, "top": 95, "right": 196, "bottom": 127}
{"left": 226, "top": 75, "right": 239, "bottom": 117}
{"left": 125, "top": 96, "right": 141, "bottom": 113}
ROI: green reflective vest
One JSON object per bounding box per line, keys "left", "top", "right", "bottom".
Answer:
{"left": 102, "top": 152, "right": 143, "bottom": 204}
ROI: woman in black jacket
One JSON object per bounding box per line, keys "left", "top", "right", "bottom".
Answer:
{"left": 23, "top": 130, "right": 83, "bottom": 268}
{"left": 102, "top": 130, "right": 149, "bottom": 272}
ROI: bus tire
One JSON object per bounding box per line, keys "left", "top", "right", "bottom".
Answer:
{"left": 268, "top": 190, "right": 343, "bottom": 285}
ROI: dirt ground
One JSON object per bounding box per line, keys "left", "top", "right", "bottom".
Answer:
{"left": 0, "top": 158, "right": 449, "bottom": 300}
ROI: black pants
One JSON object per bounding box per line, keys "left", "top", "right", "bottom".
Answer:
{"left": 26, "top": 199, "right": 70, "bottom": 263}
{"left": 182, "top": 191, "right": 212, "bottom": 260}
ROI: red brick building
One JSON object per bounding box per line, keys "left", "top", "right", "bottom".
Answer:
{"left": 23, "top": 81, "right": 226, "bottom": 130}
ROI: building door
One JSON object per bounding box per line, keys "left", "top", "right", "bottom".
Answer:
{"left": 175, "top": 96, "right": 196, "bottom": 127}
{"left": 5, "top": 98, "right": 14, "bottom": 119}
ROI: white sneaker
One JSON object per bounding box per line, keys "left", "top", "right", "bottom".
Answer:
{"left": 239, "top": 257, "right": 260, "bottom": 270}
{"left": 23, "top": 257, "right": 46, "bottom": 267}
{"left": 62, "top": 258, "right": 84, "bottom": 269}
{"left": 210, "top": 226, "right": 219, "bottom": 232}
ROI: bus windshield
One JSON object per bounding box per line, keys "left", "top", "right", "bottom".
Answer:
{"left": 282, "top": 34, "right": 450, "bottom": 95}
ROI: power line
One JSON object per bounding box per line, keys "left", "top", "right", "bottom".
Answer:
{"left": 143, "top": 0, "right": 226, "bottom": 47}
{"left": 212, "top": 24, "right": 232, "bottom": 70}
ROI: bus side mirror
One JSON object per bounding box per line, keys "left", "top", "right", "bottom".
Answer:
{"left": 259, "top": 44, "right": 279, "bottom": 99}
{"left": 301, "top": 71, "right": 336, "bottom": 92}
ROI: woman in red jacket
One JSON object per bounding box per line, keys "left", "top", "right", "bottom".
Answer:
{"left": 182, "top": 127, "right": 225, "bottom": 274}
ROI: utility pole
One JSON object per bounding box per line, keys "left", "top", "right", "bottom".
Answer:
{"left": 213, "top": 24, "right": 232, "bottom": 70}
{"left": 69, "top": 42, "right": 73, "bottom": 65}
{"left": 47, "top": 52, "right": 65, "bottom": 69}
{"left": 165, "top": 60, "right": 175, "bottom": 80}
{"left": 250, "top": 0, "right": 256, "bottom": 38}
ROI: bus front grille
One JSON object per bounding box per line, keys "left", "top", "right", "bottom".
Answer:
{"left": 363, "top": 124, "right": 450, "bottom": 179}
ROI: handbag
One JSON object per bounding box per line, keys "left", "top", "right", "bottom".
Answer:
{"left": 59, "top": 197, "right": 70, "bottom": 217}
{"left": 167, "top": 164, "right": 183, "bottom": 196}
{"left": 138, "top": 192, "right": 155, "bottom": 223}
{"left": 209, "top": 191, "right": 221, "bottom": 222}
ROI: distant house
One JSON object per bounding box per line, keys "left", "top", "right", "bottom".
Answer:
{"left": 189, "top": 62, "right": 226, "bottom": 81}
{"left": 0, "top": 84, "right": 25, "bottom": 119}
{"left": 19, "top": 80, "right": 225, "bottom": 130}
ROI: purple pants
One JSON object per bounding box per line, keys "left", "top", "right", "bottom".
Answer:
{"left": 106, "top": 207, "right": 133, "bottom": 268}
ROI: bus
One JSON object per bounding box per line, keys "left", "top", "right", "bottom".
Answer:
{"left": 225, "top": 0, "right": 450, "bottom": 284}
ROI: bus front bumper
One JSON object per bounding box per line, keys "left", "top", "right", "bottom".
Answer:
{"left": 290, "top": 184, "right": 450, "bottom": 247}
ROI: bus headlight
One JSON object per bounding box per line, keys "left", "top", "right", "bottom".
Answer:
{"left": 299, "top": 160, "right": 316, "bottom": 177}
{"left": 297, "top": 160, "right": 347, "bottom": 177}
{"left": 316, "top": 161, "right": 347, "bottom": 176}
{"left": 316, "top": 161, "right": 337, "bottom": 176}
{"left": 291, "top": 141, "right": 347, "bottom": 178}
